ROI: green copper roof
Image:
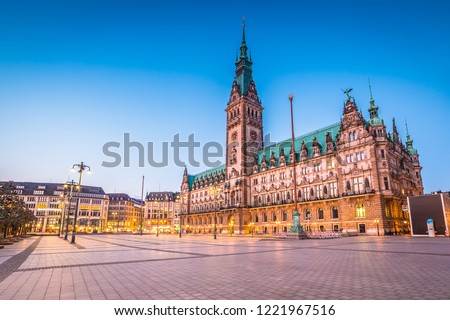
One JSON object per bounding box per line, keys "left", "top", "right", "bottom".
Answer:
{"left": 234, "top": 22, "right": 253, "bottom": 95}
{"left": 368, "top": 116, "right": 384, "bottom": 126}
{"left": 405, "top": 121, "right": 418, "bottom": 155}
{"left": 187, "top": 164, "right": 226, "bottom": 189}
{"left": 257, "top": 122, "right": 341, "bottom": 167}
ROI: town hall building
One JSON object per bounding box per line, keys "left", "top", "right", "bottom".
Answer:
{"left": 180, "top": 24, "right": 424, "bottom": 236}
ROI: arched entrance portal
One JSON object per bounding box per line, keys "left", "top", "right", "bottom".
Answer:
{"left": 227, "top": 215, "right": 235, "bottom": 235}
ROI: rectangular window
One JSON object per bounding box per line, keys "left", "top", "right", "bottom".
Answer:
{"left": 381, "top": 150, "right": 385, "bottom": 158}
{"left": 303, "top": 187, "right": 310, "bottom": 201}
{"left": 316, "top": 185, "right": 323, "bottom": 198}
{"left": 330, "top": 182, "right": 338, "bottom": 197}
{"left": 346, "top": 154, "right": 354, "bottom": 164}
{"left": 356, "top": 151, "right": 365, "bottom": 161}
{"left": 314, "top": 163, "right": 321, "bottom": 172}
{"left": 327, "top": 158, "right": 334, "bottom": 169}
{"left": 353, "top": 177, "right": 364, "bottom": 194}
{"left": 384, "top": 177, "right": 389, "bottom": 190}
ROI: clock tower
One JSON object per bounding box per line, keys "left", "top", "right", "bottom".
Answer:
{"left": 226, "top": 21, "right": 263, "bottom": 182}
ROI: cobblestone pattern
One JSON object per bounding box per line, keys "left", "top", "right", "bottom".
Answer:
{"left": 0, "top": 235, "right": 449, "bottom": 300}
{"left": 0, "top": 237, "right": 41, "bottom": 282}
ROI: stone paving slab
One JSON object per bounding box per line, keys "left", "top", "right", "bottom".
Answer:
{"left": 0, "top": 234, "right": 449, "bottom": 300}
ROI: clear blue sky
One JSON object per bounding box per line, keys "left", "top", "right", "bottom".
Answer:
{"left": 0, "top": 0, "right": 449, "bottom": 197}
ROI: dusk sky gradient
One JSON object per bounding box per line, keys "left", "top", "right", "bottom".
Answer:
{"left": 1, "top": 0, "right": 449, "bottom": 197}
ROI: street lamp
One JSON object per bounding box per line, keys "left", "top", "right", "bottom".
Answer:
{"left": 249, "top": 222, "right": 254, "bottom": 237}
{"left": 275, "top": 221, "right": 281, "bottom": 234}
{"left": 374, "top": 219, "right": 380, "bottom": 236}
{"left": 288, "top": 94, "right": 305, "bottom": 237}
{"left": 177, "top": 194, "right": 187, "bottom": 238}
{"left": 70, "top": 162, "right": 92, "bottom": 244}
{"left": 63, "top": 180, "right": 78, "bottom": 240}
{"left": 156, "top": 199, "right": 161, "bottom": 237}
{"left": 58, "top": 190, "right": 67, "bottom": 237}
{"left": 209, "top": 185, "right": 222, "bottom": 240}
{"left": 139, "top": 175, "right": 145, "bottom": 236}
{"left": 112, "top": 212, "right": 118, "bottom": 232}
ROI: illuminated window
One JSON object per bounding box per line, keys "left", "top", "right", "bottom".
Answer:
{"left": 356, "top": 203, "right": 365, "bottom": 217}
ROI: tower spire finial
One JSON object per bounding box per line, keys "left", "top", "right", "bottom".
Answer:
{"left": 240, "top": 16, "right": 248, "bottom": 59}
{"left": 368, "top": 78, "right": 374, "bottom": 100}
{"left": 242, "top": 16, "right": 246, "bottom": 43}
{"left": 405, "top": 119, "right": 410, "bottom": 137}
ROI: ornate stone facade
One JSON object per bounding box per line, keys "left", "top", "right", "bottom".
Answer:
{"left": 180, "top": 25, "right": 423, "bottom": 236}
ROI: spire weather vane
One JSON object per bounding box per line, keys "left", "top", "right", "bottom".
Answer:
{"left": 341, "top": 88, "right": 353, "bottom": 101}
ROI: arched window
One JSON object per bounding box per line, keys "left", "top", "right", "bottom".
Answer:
{"left": 356, "top": 203, "right": 365, "bottom": 217}
{"left": 305, "top": 209, "right": 311, "bottom": 220}
{"left": 318, "top": 208, "right": 324, "bottom": 220}
{"left": 263, "top": 212, "right": 267, "bottom": 222}
{"left": 365, "top": 178, "right": 370, "bottom": 189}
{"left": 332, "top": 206, "right": 339, "bottom": 219}
{"left": 272, "top": 213, "right": 277, "bottom": 221}
{"left": 323, "top": 185, "right": 328, "bottom": 195}
{"left": 255, "top": 214, "right": 259, "bottom": 223}
{"left": 282, "top": 211, "right": 287, "bottom": 221}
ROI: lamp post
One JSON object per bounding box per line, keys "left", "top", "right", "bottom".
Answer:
{"left": 157, "top": 199, "right": 160, "bottom": 237}
{"left": 209, "top": 185, "right": 222, "bottom": 240}
{"left": 70, "top": 162, "right": 91, "bottom": 244}
{"left": 112, "top": 212, "right": 118, "bottom": 232}
{"left": 139, "top": 175, "right": 145, "bottom": 236}
{"left": 58, "top": 189, "right": 67, "bottom": 237}
{"left": 374, "top": 219, "right": 380, "bottom": 236}
{"left": 63, "top": 180, "right": 77, "bottom": 240}
{"left": 177, "top": 194, "right": 187, "bottom": 238}
{"left": 288, "top": 94, "right": 305, "bottom": 237}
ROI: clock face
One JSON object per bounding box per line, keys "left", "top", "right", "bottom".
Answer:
{"left": 250, "top": 130, "right": 257, "bottom": 140}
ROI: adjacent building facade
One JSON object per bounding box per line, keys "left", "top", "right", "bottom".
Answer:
{"left": 180, "top": 24, "right": 424, "bottom": 236}
{"left": 2, "top": 181, "right": 109, "bottom": 233}
{"left": 144, "top": 192, "right": 180, "bottom": 234}
{"left": 106, "top": 193, "right": 143, "bottom": 232}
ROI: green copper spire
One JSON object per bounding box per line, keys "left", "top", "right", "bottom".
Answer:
{"left": 240, "top": 17, "right": 248, "bottom": 59}
{"left": 369, "top": 78, "right": 375, "bottom": 105}
{"left": 367, "top": 78, "right": 383, "bottom": 126}
{"left": 234, "top": 17, "right": 253, "bottom": 96}
{"left": 405, "top": 120, "right": 418, "bottom": 154}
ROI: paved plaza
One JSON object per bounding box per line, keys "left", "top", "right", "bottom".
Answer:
{"left": 0, "top": 234, "right": 449, "bottom": 300}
